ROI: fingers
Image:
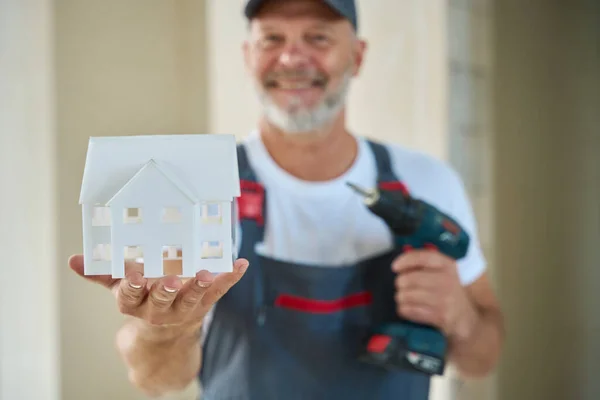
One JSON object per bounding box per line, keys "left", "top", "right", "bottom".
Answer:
{"left": 394, "top": 270, "right": 440, "bottom": 321}
{"left": 391, "top": 249, "right": 451, "bottom": 273}
{"left": 173, "top": 270, "right": 215, "bottom": 313}
{"left": 144, "top": 276, "right": 183, "bottom": 324}
{"left": 116, "top": 279, "right": 147, "bottom": 315}
{"left": 395, "top": 288, "right": 438, "bottom": 309}
{"left": 116, "top": 268, "right": 149, "bottom": 315}
{"left": 74, "top": 253, "right": 249, "bottom": 327}
{"left": 68, "top": 254, "right": 117, "bottom": 289}
{"left": 114, "top": 259, "right": 148, "bottom": 302}
{"left": 397, "top": 304, "right": 438, "bottom": 326}
{"left": 394, "top": 269, "right": 443, "bottom": 292}
{"left": 201, "top": 258, "right": 249, "bottom": 306}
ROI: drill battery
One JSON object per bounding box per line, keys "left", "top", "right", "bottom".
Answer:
{"left": 359, "top": 321, "right": 447, "bottom": 376}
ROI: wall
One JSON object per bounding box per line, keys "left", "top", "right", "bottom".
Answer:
{"left": 493, "top": 0, "right": 600, "bottom": 399}
{"left": 54, "top": 0, "right": 207, "bottom": 399}
{"left": 0, "top": 1, "right": 59, "bottom": 399}
{"left": 447, "top": 1, "right": 496, "bottom": 399}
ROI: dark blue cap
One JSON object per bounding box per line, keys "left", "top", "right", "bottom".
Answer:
{"left": 244, "top": 0, "right": 358, "bottom": 31}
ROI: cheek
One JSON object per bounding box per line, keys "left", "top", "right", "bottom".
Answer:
{"left": 251, "top": 54, "right": 278, "bottom": 82}
{"left": 327, "top": 63, "right": 352, "bottom": 83}
{"left": 256, "top": 64, "right": 271, "bottom": 82}
{"left": 324, "top": 51, "right": 355, "bottom": 77}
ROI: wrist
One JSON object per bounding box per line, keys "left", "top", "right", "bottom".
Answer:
{"left": 132, "top": 318, "right": 202, "bottom": 343}
{"left": 449, "top": 303, "right": 480, "bottom": 344}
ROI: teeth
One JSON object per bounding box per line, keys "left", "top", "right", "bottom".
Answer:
{"left": 279, "top": 82, "right": 312, "bottom": 90}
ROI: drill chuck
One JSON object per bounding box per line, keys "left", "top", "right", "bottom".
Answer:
{"left": 345, "top": 182, "right": 380, "bottom": 206}
{"left": 346, "top": 182, "right": 421, "bottom": 236}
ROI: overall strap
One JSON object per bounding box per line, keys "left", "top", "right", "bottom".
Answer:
{"left": 366, "top": 139, "right": 410, "bottom": 195}
{"left": 236, "top": 143, "right": 267, "bottom": 240}
{"left": 236, "top": 143, "right": 268, "bottom": 321}
{"left": 237, "top": 143, "right": 259, "bottom": 182}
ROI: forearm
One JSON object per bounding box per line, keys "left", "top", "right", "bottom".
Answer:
{"left": 448, "top": 306, "right": 504, "bottom": 379}
{"left": 116, "top": 318, "right": 203, "bottom": 397}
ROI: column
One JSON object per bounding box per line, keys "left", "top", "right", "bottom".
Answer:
{"left": 447, "top": 0, "right": 496, "bottom": 399}
{"left": 0, "top": 1, "right": 60, "bottom": 399}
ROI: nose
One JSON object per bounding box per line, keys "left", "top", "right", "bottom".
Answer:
{"left": 277, "top": 43, "right": 310, "bottom": 69}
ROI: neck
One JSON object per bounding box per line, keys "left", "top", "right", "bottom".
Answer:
{"left": 258, "top": 109, "right": 358, "bottom": 182}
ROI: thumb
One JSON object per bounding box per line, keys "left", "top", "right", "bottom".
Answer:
{"left": 68, "top": 254, "right": 118, "bottom": 289}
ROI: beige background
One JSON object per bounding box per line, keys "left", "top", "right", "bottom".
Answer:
{"left": 1, "top": 0, "right": 598, "bottom": 400}
{"left": 494, "top": 1, "right": 600, "bottom": 399}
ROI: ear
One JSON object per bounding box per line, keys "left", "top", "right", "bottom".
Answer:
{"left": 242, "top": 40, "right": 252, "bottom": 71}
{"left": 352, "top": 39, "right": 367, "bottom": 77}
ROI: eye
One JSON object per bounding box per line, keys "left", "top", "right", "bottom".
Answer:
{"left": 261, "top": 33, "right": 284, "bottom": 47}
{"left": 266, "top": 33, "right": 281, "bottom": 41}
{"left": 307, "top": 33, "right": 331, "bottom": 46}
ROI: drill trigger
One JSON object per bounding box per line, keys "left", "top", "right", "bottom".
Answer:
{"left": 423, "top": 243, "right": 438, "bottom": 251}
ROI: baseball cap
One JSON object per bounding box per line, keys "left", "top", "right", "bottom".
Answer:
{"left": 243, "top": 0, "right": 358, "bottom": 31}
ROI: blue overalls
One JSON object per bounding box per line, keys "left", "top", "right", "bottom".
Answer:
{"left": 199, "top": 140, "right": 431, "bottom": 400}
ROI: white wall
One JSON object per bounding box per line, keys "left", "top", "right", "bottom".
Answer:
{"left": 0, "top": 1, "right": 60, "bottom": 399}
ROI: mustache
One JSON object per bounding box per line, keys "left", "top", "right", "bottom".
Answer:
{"left": 264, "top": 70, "right": 328, "bottom": 88}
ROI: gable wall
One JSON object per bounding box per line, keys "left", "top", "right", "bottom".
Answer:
{"left": 108, "top": 166, "right": 196, "bottom": 210}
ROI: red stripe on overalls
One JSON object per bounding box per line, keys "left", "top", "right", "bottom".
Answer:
{"left": 275, "top": 291, "right": 373, "bottom": 313}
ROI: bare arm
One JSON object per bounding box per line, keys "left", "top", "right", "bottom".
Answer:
{"left": 447, "top": 273, "right": 505, "bottom": 378}
{"left": 68, "top": 255, "right": 248, "bottom": 398}
{"left": 116, "top": 319, "right": 203, "bottom": 397}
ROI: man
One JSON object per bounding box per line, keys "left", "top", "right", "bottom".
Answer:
{"left": 69, "top": 0, "right": 504, "bottom": 398}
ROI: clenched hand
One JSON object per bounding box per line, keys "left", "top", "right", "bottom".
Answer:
{"left": 391, "top": 249, "right": 477, "bottom": 342}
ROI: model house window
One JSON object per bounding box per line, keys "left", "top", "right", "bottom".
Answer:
{"left": 124, "top": 207, "right": 142, "bottom": 224}
{"left": 162, "top": 245, "right": 182, "bottom": 275}
{"left": 162, "top": 207, "right": 182, "bottom": 223}
{"left": 162, "top": 245, "right": 181, "bottom": 260}
{"left": 124, "top": 245, "right": 143, "bottom": 262}
{"left": 201, "top": 240, "right": 223, "bottom": 259}
{"left": 92, "top": 206, "right": 111, "bottom": 226}
{"left": 201, "top": 202, "right": 222, "bottom": 224}
{"left": 92, "top": 244, "right": 111, "bottom": 261}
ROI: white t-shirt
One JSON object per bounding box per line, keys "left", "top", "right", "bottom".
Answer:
{"left": 202, "top": 131, "right": 486, "bottom": 338}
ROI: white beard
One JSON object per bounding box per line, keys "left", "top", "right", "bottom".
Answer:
{"left": 258, "top": 69, "right": 353, "bottom": 135}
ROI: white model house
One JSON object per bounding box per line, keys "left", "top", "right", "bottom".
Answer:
{"left": 78, "top": 134, "right": 240, "bottom": 278}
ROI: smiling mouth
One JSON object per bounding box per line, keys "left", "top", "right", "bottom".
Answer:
{"left": 264, "top": 76, "right": 327, "bottom": 90}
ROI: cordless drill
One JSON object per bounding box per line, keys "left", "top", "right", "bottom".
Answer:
{"left": 346, "top": 182, "right": 470, "bottom": 376}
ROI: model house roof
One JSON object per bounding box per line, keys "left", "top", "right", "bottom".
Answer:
{"left": 106, "top": 159, "right": 199, "bottom": 205}
{"left": 79, "top": 134, "right": 240, "bottom": 204}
